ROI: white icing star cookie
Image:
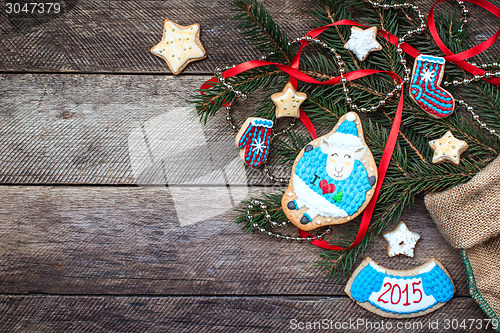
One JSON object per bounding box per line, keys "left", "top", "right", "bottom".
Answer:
{"left": 383, "top": 221, "right": 420, "bottom": 258}
{"left": 271, "top": 82, "right": 307, "bottom": 119}
{"left": 429, "top": 131, "right": 468, "bottom": 165}
{"left": 344, "top": 26, "right": 383, "bottom": 61}
{"left": 151, "top": 20, "right": 206, "bottom": 75}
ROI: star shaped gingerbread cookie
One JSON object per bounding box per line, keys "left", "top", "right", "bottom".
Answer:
{"left": 429, "top": 131, "right": 468, "bottom": 165}
{"left": 383, "top": 221, "right": 420, "bottom": 258}
{"left": 271, "top": 82, "right": 307, "bottom": 119}
{"left": 344, "top": 26, "right": 382, "bottom": 61}
{"left": 151, "top": 20, "right": 206, "bottom": 75}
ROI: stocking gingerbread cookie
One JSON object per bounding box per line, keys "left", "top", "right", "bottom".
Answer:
{"left": 282, "top": 112, "right": 377, "bottom": 231}
{"left": 410, "top": 55, "right": 455, "bottom": 118}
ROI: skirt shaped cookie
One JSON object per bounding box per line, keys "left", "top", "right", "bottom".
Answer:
{"left": 345, "top": 257, "right": 455, "bottom": 318}
{"left": 282, "top": 112, "right": 377, "bottom": 231}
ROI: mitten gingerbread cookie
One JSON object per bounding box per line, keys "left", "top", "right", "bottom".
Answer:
{"left": 282, "top": 112, "right": 377, "bottom": 231}
{"left": 235, "top": 117, "right": 273, "bottom": 168}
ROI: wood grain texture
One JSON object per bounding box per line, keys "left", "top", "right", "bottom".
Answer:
{"left": 0, "top": 296, "right": 492, "bottom": 333}
{"left": 0, "top": 0, "right": 314, "bottom": 74}
{"left": 0, "top": 0, "right": 498, "bottom": 74}
{"left": 0, "top": 185, "right": 470, "bottom": 297}
{"left": 0, "top": 73, "right": 295, "bottom": 185}
{"left": 2, "top": 0, "right": 497, "bottom": 329}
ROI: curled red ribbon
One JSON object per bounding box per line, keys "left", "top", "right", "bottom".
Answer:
{"left": 199, "top": 0, "right": 500, "bottom": 252}
{"left": 216, "top": 57, "right": 404, "bottom": 251}
{"left": 428, "top": 0, "right": 500, "bottom": 85}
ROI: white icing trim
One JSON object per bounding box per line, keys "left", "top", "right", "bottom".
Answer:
{"left": 292, "top": 174, "right": 348, "bottom": 218}
{"left": 325, "top": 133, "right": 364, "bottom": 149}
{"left": 250, "top": 118, "right": 273, "bottom": 128}
{"left": 369, "top": 261, "right": 387, "bottom": 274}
{"left": 417, "top": 54, "right": 445, "bottom": 65}
{"left": 418, "top": 261, "right": 436, "bottom": 274}
{"left": 346, "top": 113, "right": 356, "bottom": 121}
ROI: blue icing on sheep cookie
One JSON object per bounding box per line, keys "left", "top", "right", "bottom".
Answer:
{"left": 295, "top": 147, "right": 371, "bottom": 216}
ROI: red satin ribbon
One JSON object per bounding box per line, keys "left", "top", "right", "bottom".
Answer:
{"left": 428, "top": 0, "right": 500, "bottom": 85}
{"left": 199, "top": 0, "right": 500, "bottom": 252}
{"left": 217, "top": 56, "right": 404, "bottom": 251}
{"left": 304, "top": 1, "right": 500, "bottom": 86}
{"left": 200, "top": 77, "right": 231, "bottom": 107}
{"left": 299, "top": 74, "right": 404, "bottom": 251}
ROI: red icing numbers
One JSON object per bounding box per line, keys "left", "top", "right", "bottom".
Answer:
{"left": 377, "top": 280, "right": 423, "bottom": 306}
{"left": 391, "top": 284, "right": 402, "bottom": 304}
{"left": 377, "top": 282, "right": 391, "bottom": 304}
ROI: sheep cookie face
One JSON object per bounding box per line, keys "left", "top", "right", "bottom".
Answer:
{"left": 282, "top": 112, "right": 378, "bottom": 231}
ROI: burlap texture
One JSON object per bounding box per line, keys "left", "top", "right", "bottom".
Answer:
{"left": 425, "top": 155, "right": 500, "bottom": 324}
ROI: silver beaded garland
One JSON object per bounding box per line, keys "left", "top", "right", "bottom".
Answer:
{"left": 366, "top": 0, "right": 466, "bottom": 52}
{"left": 212, "top": 0, "right": 500, "bottom": 190}
{"left": 456, "top": 99, "right": 500, "bottom": 139}
{"left": 246, "top": 199, "right": 331, "bottom": 242}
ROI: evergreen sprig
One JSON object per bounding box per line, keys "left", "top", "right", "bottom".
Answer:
{"left": 233, "top": 0, "right": 294, "bottom": 64}
{"left": 191, "top": 0, "right": 500, "bottom": 277}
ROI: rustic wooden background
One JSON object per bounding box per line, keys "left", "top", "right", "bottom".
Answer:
{"left": 1, "top": 0, "right": 499, "bottom": 332}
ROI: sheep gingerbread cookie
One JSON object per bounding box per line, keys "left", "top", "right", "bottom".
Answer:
{"left": 282, "top": 112, "right": 377, "bottom": 231}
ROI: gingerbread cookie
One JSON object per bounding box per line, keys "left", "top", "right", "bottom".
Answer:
{"left": 151, "top": 20, "right": 206, "bottom": 75}
{"left": 344, "top": 26, "right": 382, "bottom": 61}
{"left": 383, "top": 221, "right": 421, "bottom": 258}
{"left": 282, "top": 112, "right": 377, "bottom": 231}
{"left": 235, "top": 117, "right": 273, "bottom": 168}
{"left": 429, "top": 131, "right": 468, "bottom": 165}
{"left": 410, "top": 55, "right": 455, "bottom": 118}
{"left": 345, "top": 257, "right": 455, "bottom": 318}
{"left": 271, "top": 82, "right": 307, "bottom": 119}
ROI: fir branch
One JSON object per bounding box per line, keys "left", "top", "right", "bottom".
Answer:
{"left": 233, "top": 0, "right": 293, "bottom": 64}
{"left": 273, "top": 131, "right": 313, "bottom": 166}
{"left": 194, "top": 0, "right": 500, "bottom": 278}
{"left": 190, "top": 67, "right": 285, "bottom": 123}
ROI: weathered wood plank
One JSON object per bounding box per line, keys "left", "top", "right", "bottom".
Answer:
{"left": 0, "top": 0, "right": 315, "bottom": 74}
{"left": 0, "top": 295, "right": 491, "bottom": 333}
{"left": 0, "top": 185, "right": 470, "bottom": 297}
{"left": 0, "top": 0, "right": 498, "bottom": 74}
{"left": 0, "top": 73, "right": 297, "bottom": 185}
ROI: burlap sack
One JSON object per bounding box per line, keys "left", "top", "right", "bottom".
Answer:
{"left": 425, "top": 155, "right": 500, "bottom": 329}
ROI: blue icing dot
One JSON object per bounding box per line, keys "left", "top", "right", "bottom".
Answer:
{"left": 295, "top": 147, "right": 371, "bottom": 215}
{"left": 421, "top": 265, "right": 454, "bottom": 303}
{"left": 351, "top": 264, "right": 385, "bottom": 302}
